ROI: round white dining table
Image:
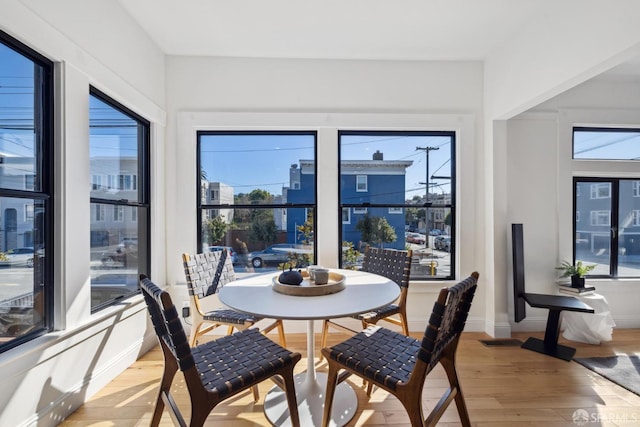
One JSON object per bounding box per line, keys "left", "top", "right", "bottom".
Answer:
{"left": 218, "top": 268, "right": 399, "bottom": 427}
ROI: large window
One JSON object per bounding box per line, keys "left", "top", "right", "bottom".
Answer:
{"left": 198, "top": 132, "right": 316, "bottom": 273}
{"left": 89, "top": 88, "right": 149, "bottom": 311}
{"left": 574, "top": 178, "right": 640, "bottom": 277}
{"left": 0, "top": 31, "right": 54, "bottom": 352}
{"left": 339, "top": 131, "right": 455, "bottom": 279}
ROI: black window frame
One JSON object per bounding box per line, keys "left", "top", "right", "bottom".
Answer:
{"left": 573, "top": 176, "right": 640, "bottom": 278}
{"left": 0, "top": 30, "right": 55, "bottom": 352}
{"left": 337, "top": 130, "right": 456, "bottom": 280}
{"left": 89, "top": 87, "right": 150, "bottom": 312}
{"left": 196, "top": 130, "right": 318, "bottom": 265}
{"left": 573, "top": 126, "right": 640, "bottom": 160}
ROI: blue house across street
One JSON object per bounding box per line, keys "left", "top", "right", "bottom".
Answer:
{"left": 285, "top": 151, "right": 413, "bottom": 250}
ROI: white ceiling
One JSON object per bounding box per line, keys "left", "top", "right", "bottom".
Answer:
{"left": 117, "top": 0, "right": 555, "bottom": 61}
{"left": 117, "top": 0, "right": 640, "bottom": 80}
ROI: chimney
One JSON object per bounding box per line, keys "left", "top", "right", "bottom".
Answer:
{"left": 372, "top": 150, "right": 383, "bottom": 160}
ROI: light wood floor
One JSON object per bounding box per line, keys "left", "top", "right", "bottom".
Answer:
{"left": 59, "top": 329, "right": 640, "bottom": 427}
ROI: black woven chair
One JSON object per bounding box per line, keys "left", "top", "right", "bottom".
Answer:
{"left": 139, "top": 275, "right": 301, "bottom": 427}
{"left": 183, "top": 250, "right": 286, "bottom": 347}
{"left": 320, "top": 247, "right": 412, "bottom": 352}
{"left": 321, "top": 272, "right": 478, "bottom": 427}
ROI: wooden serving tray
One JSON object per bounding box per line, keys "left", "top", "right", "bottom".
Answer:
{"left": 272, "top": 271, "right": 346, "bottom": 296}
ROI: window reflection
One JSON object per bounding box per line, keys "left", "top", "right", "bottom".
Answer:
{"left": 339, "top": 132, "right": 455, "bottom": 279}
{"left": 89, "top": 90, "right": 149, "bottom": 310}
{"left": 0, "top": 34, "right": 52, "bottom": 350}
{"left": 198, "top": 132, "right": 317, "bottom": 275}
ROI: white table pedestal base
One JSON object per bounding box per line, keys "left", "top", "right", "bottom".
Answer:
{"left": 219, "top": 275, "right": 399, "bottom": 427}
{"left": 264, "top": 371, "right": 357, "bottom": 427}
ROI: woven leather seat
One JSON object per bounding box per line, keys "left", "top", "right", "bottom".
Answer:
{"left": 183, "top": 250, "right": 286, "bottom": 346}
{"left": 321, "top": 272, "right": 479, "bottom": 427}
{"left": 139, "top": 275, "right": 301, "bottom": 427}
{"left": 320, "top": 247, "right": 412, "bottom": 353}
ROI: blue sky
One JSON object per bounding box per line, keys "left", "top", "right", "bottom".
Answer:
{"left": 200, "top": 133, "right": 453, "bottom": 200}
{"left": 0, "top": 43, "right": 35, "bottom": 159}
{"left": 574, "top": 129, "right": 640, "bottom": 160}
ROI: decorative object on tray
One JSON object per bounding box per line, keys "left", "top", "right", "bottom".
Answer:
{"left": 306, "top": 265, "right": 323, "bottom": 282}
{"left": 277, "top": 267, "right": 304, "bottom": 285}
{"left": 556, "top": 260, "right": 596, "bottom": 288}
{"left": 313, "top": 268, "right": 330, "bottom": 285}
{"left": 272, "top": 270, "right": 346, "bottom": 296}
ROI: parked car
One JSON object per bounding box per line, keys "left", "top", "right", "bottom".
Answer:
{"left": 101, "top": 244, "right": 138, "bottom": 268}
{"left": 406, "top": 233, "right": 426, "bottom": 245}
{"left": 429, "top": 229, "right": 442, "bottom": 236}
{"left": 206, "top": 245, "right": 238, "bottom": 264}
{"left": 434, "top": 236, "right": 451, "bottom": 252}
{"left": 0, "top": 247, "right": 35, "bottom": 268}
{"left": 119, "top": 237, "right": 138, "bottom": 251}
{"left": 91, "top": 273, "right": 139, "bottom": 306}
{"left": 248, "top": 244, "right": 312, "bottom": 268}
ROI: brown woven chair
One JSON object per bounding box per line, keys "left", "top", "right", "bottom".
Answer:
{"left": 321, "top": 272, "right": 478, "bottom": 427}
{"left": 182, "top": 250, "right": 286, "bottom": 347}
{"left": 320, "top": 247, "right": 412, "bottom": 353}
{"left": 139, "top": 275, "right": 301, "bottom": 427}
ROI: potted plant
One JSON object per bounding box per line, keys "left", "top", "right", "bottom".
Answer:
{"left": 556, "top": 260, "right": 596, "bottom": 288}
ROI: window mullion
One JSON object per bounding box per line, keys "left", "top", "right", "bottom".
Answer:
{"left": 611, "top": 179, "right": 619, "bottom": 277}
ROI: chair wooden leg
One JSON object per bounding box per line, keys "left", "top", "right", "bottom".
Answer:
{"left": 151, "top": 345, "right": 180, "bottom": 427}
{"left": 260, "top": 319, "right": 287, "bottom": 347}
{"left": 400, "top": 313, "right": 409, "bottom": 336}
{"left": 280, "top": 366, "right": 301, "bottom": 427}
{"left": 366, "top": 381, "right": 373, "bottom": 396}
{"left": 440, "top": 355, "right": 471, "bottom": 427}
{"left": 189, "top": 403, "right": 214, "bottom": 427}
{"left": 359, "top": 320, "right": 373, "bottom": 390}
{"left": 189, "top": 322, "right": 203, "bottom": 347}
{"left": 400, "top": 393, "right": 426, "bottom": 427}
{"left": 319, "top": 320, "right": 329, "bottom": 362}
{"left": 321, "top": 360, "right": 340, "bottom": 427}
{"left": 277, "top": 320, "right": 287, "bottom": 347}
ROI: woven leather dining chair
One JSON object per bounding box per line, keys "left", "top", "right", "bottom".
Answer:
{"left": 139, "top": 274, "right": 301, "bottom": 427}
{"left": 182, "top": 250, "right": 287, "bottom": 347}
{"left": 320, "top": 247, "right": 412, "bottom": 352}
{"left": 321, "top": 272, "right": 478, "bottom": 427}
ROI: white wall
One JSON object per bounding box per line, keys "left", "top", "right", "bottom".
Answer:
{"left": 482, "top": 2, "right": 640, "bottom": 337}
{"left": 485, "top": 0, "right": 640, "bottom": 120}
{"left": 0, "top": 1, "right": 166, "bottom": 426}
{"left": 504, "top": 78, "right": 640, "bottom": 331}
{"left": 165, "top": 56, "right": 488, "bottom": 333}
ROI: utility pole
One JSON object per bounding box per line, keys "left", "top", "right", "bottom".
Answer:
{"left": 417, "top": 146, "right": 439, "bottom": 234}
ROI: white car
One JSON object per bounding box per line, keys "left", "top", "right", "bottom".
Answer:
{"left": 0, "top": 247, "right": 35, "bottom": 268}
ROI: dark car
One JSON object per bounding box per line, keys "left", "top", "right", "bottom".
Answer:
{"left": 248, "top": 244, "right": 312, "bottom": 268}
{"left": 101, "top": 244, "right": 138, "bottom": 268}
